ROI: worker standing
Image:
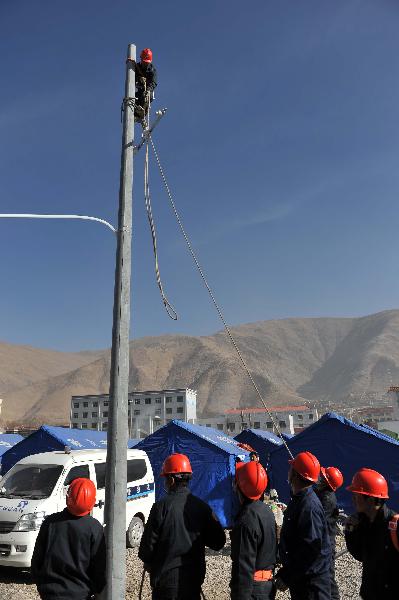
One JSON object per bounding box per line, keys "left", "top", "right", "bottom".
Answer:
{"left": 345, "top": 468, "right": 399, "bottom": 600}
{"left": 314, "top": 466, "right": 344, "bottom": 600}
{"left": 230, "top": 460, "right": 277, "bottom": 600}
{"left": 31, "top": 478, "right": 106, "bottom": 600}
{"left": 138, "top": 453, "right": 226, "bottom": 600}
{"left": 126, "top": 47, "right": 157, "bottom": 124}
{"left": 275, "top": 451, "right": 331, "bottom": 599}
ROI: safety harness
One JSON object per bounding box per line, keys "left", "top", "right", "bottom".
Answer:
{"left": 388, "top": 514, "right": 399, "bottom": 552}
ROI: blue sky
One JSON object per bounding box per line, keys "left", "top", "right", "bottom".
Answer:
{"left": 1, "top": 0, "right": 399, "bottom": 351}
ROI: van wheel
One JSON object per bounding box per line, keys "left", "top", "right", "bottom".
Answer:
{"left": 126, "top": 516, "right": 144, "bottom": 548}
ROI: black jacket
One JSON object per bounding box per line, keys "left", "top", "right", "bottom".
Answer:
{"left": 345, "top": 505, "right": 399, "bottom": 600}
{"left": 314, "top": 486, "right": 339, "bottom": 540}
{"left": 134, "top": 61, "right": 157, "bottom": 93}
{"left": 278, "top": 486, "right": 331, "bottom": 586}
{"left": 138, "top": 486, "right": 226, "bottom": 589}
{"left": 31, "top": 509, "right": 106, "bottom": 600}
{"left": 230, "top": 500, "right": 277, "bottom": 600}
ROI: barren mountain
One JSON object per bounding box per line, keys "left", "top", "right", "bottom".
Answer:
{"left": 2, "top": 310, "right": 399, "bottom": 425}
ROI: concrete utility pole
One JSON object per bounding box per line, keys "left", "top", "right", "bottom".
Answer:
{"left": 104, "top": 44, "right": 135, "bottom": 600}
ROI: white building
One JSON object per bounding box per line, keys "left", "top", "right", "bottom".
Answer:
{"left": 70, "top": 388, "right": 197, "bottom": 438}
{"left": 195, "top": 404, "right": 318, "bottom": 435}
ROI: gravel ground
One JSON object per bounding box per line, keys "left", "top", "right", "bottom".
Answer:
{"left": 0, "top": 537, "right": 361, "bottom": 600}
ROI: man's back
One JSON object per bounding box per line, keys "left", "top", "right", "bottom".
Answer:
{"left": 31, "top": 508, "right": 106, "bottom": 600}
{"left": 139, "top": 487, "right": 225, "bottom": 589}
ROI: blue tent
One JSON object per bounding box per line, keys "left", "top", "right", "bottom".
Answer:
{"left": 135, "top": 420, "right": 250, "bottom": 527}
{"left": 1, "top": 425, "right": 135, "bottom": 475}
{"left": 269, "top": 412, "right": 399, "bottom": 513}
{"left": 0, "top": 434, "right": 24, "bottom": 459}
{"left": 234, "top": 429, "right": 283, "bottom": 471}
{"left": 281, "top": 432, "right": 294, "bottom": 441}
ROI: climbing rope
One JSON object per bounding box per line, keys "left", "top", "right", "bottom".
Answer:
{"left": 148, "top": 135, "right": 294, "bottom": 459}
{"left": 143, "top": 104, "right": 178, "bottom": 320}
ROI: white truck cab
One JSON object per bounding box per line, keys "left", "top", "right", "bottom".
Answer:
{"left": 0, "top": 448, "right": 154, "bottom": 568}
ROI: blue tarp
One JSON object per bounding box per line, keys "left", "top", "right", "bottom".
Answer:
{"left": 281, "top": 433, "right": 294, "bottom": 441}
{"left": 0, "top": 434, "right": 24, "bottom": 458}
{"left": 1, "top": 426, "right": 135, "bottom": 475}
{"left": 235, "top": 429, "right": 283, "bottom": 472}
{"left": 269, "top": 412, "right": 399, "bottom": 513}
{"left": 135, "top": 420, "right": 250, "bottom": 528}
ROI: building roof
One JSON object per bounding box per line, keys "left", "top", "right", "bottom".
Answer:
{"left": 225, "top": 405, "right": 311, "bottom": 415}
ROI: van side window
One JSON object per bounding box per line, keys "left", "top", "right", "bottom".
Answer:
{"left": 64, "top": 465, "right": 90, "bottom": 486}
{"left": 127, "top": 459, "right": 147, "bottom": 482}
{"left": 94, "top": 463, "right": 107, "bottom": 489}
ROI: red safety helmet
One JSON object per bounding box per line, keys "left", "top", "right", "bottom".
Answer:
{"left": 161, "top": 453, "right": 193, "bottom": 476}
{"left": 346, "top": 468, "right": 389, "bottom": 499}
{"left": 289, "top": 451, "right": 320, "bottom": 483}
{"left": 321, "top": 466, "right": 343, "bottom": 491}
{"left": 66, "top": 478, "right": 96, "bottom": 517}
{"left": 140, "top": 48, "right": 153, "bottom": 63}
{"left": 235, "top": 461, "right": 268, "bottom": 500}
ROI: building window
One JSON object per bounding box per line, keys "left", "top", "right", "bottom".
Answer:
{"left": 241, "top": 422, "right": 247, "bottom": 429}
{"left": 73, "top": 402, "right": 79, "bottom": 408}
{"left": 254, "top": 421, "right": 260, "bottom": 429}
{"left": 145, "top": 398, "right": 151, "bottom": 405}
{"left": 176, "top": 406, "right": 183, "bottom": 414}
{"left": 206, "top": 424, "right": 211, "bottom": 427}
{"left": 176, "top": 396, "right": 184, "bottom": 402}
{"left": 217, "top": 424, "right": 224, "bottom": 430}
{"left": 308, "top": 414, "right": 313, "bottom": 420}
{"left": 102, "top": 423, "right": 108, "bottom": 430}
{"left": 92, "top": 412, "right": 97, "bottom": 418}
{"left": 135, "top": 399, "right": 141, "bottom": 405}
{"left": 266, "top": 422, "right": 273, "bottom": 428}
{"left": 103, "top": 411, "right": 108, "bottom": 417}
{"left": 91, "top": 423, "right": 97, "bottom": 429}
{"left": 93, "top": 402, "right": 98, "bottom": 407}
{"left": 155, "top": 397, "right": 161, "bottom": 404}
{"left": 72, "top": 423, "right": 78, "bottom": 429}
{"left": 73, "top": 413, "right": 78, "bottom": 419}
{"left": 134, "top": 409, "right": 140, "bottom": 416}
{"left": 298, "top": 414, "right": 303, "bottom": 420}
{"left": 83, "top": 412, "right": 88, "bottom": 418}
{"left": 228, "top": 423, "right": 235, "bottom": 432}
{"left": 166, "top": 407, "right": 173, "bottom": 415}
{"left": 166, "top": 397, "right": 172, "bottom": 403}
{"left": 279, "top": 421, "right": 286, "bottom": 428}
{"left": 104, "top": 401, "right": 109, "bottom": 407}
{"left": 155, "top": 408, "right": 161, "bottom": 415}
{"left": 83, "top": 402, "right": 88, "bottom": 408}
{"left": 82, "top": 423, "right": 88, "bottom": 429}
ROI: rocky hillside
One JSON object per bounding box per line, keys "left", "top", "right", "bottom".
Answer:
{"left": 2, "top": 310, "right": 399, "bottom": 425}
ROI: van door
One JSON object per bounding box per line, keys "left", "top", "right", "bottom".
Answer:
{"left": 92, "top": 462, "right": 106, "bottom": 524}
{"left": 59, "top": 464, "right": 90, "bottom": 511}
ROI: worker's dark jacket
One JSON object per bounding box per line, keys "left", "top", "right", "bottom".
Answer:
{"left": 230, "top": 500, "right": 277, "bottom": 600}
{"left": 345, "top": 505, "right": 399, "bottom": 600}
{"left": 138, "top": 487, "right": 226, "bottom": 592}
{"left": 278, "top": 487, "right": 331, "bottom": 586}
{"left": 314, "top": 486, "right": 339, "bottom": 540}
{"left": 31, "top": 509, "right": 106, "bottom": 600}
{"left": 134, "top": 61, "right": 157, "bottom": 94}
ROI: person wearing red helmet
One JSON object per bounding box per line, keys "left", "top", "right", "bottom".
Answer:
{"left": 126, "top": 47, "right": 157, "bottom": 125}
{"left": 275, "top": 451, "right": 331, "bottom": 599}
{"left": 314, "top": 466, "right": 344, "bottom": 600}
{"left": 230, "top": 460, "right": 277, "bottom": 600}
{"left": 138, "top": 453, "right": 225, "bottom": 600}
{"left": 345, "top": 468, "right": 399, "bottom": 599}
{"left": 31, "top": 478, "right": 106, "bottom": 600}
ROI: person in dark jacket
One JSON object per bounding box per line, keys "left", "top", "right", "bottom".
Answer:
{"left": 138, "top": 453, "right": 226, "bottom": 600}
{"left": 31, "top": 477, "right": 106, "bottom": 600}
{"left": 314, "top": 466, "right": 344, "bottom": 600}
{"left": 275, "top": 451, "right": 331, "bottom": 600}
{"left": 126, "top": 47, "right": 157, "bottom": 124}
{"left": 230, "top": 460, "right": 277, "bottom": 600}
{"left": 345, "top": 467, "right": 399, "bottom": 600}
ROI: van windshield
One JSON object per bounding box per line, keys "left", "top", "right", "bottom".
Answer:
{"left": 0, "top": 464, "right": 64, "bottom": 499}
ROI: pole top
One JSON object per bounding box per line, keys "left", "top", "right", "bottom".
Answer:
{"left": 127, "top": 44, "right": 136, "bottom": 61}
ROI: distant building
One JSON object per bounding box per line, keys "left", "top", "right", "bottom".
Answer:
{"left": 195, "top": 405, "right": 318, "bottom": 435}
{"left": 352, "top": 405, "right": 397, "bottom": 425}
{"left": 70, "top": 388, "right": 197, "bottom": 438}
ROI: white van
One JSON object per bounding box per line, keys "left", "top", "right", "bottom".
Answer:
{"left": 0, "top": 448, "right": 154, "bottom": 568}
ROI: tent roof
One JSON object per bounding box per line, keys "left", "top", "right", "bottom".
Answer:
{"left": 41, "top": 425, "right": 109, "bottom": 449}
{"left": 157, "top": 420, "right": 247, "bottom": 456}
{"left": 0, "top": 434, "right": 24, "bottom": 457}
{"left": 237, "top": 429, "right": 283, "bottom": 446}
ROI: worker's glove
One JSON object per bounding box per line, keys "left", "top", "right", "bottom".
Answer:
{"left": 274, "top": 576, "right": 288, "bottom": 591}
